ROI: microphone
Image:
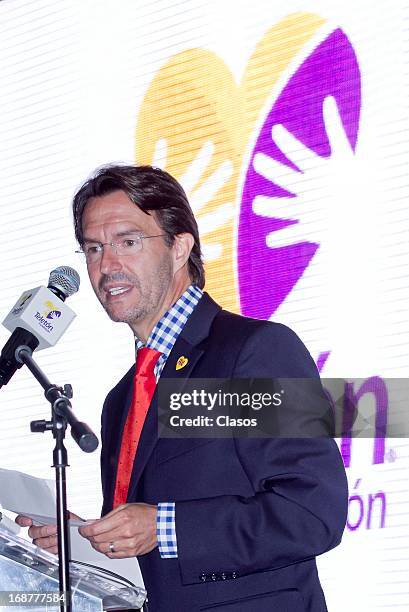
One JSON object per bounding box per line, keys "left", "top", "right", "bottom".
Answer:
{"left": 0, "top": 266, "right": 80, "bottom": 389}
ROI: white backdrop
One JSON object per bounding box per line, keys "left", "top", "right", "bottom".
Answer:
{"left": 0, "top": 1, "right": 408, "bottom": 610}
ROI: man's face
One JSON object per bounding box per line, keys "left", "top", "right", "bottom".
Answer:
{"left": 81, "top": 190, "right": 175, "bottom": 333}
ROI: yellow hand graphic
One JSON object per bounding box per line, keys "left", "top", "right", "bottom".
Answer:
{"left": 135, "top": 48, "right": 242, "bottom": 310}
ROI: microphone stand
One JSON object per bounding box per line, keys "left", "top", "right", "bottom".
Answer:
{"left": 15, "top": 344, "right": 98, "bottom": 612}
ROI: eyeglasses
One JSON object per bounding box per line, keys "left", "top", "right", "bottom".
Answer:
{"left": 75, "top": 234, "right": 166, "bottom": 263}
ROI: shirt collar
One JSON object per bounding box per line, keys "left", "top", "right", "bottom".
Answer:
{"left": 135, "top": 284, "right": 203, "bottom": 358}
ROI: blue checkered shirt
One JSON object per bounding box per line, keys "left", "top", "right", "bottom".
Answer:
{"left": 135, "top": 284, "right": 203, "bottom": 558}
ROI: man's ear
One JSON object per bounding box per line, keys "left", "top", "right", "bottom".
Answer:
{"left": 172, "top": 233, "right": 195, "bottom": 273}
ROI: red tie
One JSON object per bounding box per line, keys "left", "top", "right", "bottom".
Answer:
{"left": 113, "top": 347, "right": 161, "bottom": 507}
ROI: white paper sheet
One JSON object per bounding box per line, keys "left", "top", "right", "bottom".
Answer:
{"left": 0, "top": 468, "right": 56, "bottom": 516}
{"left": 0, "top": 468, "right": 143, "bottom": 587}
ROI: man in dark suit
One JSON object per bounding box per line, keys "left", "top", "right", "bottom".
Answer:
{"left": 19, "top": 165, "right": 347, "bottom": 611}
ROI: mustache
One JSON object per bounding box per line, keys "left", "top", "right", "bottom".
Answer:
{"left": 99, "top": 273, "right": 138, "bottom": 292}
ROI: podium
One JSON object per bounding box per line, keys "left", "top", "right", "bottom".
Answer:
{"left": 0, "top": 525, "right": 147, "bottom": 611}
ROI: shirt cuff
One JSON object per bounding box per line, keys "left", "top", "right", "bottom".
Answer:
{"left": 157, "top": 502, "right": 178, "bottom": 558}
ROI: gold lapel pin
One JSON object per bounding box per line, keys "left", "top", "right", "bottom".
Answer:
{"left": 176, "top": 356, "right": 188, "bottom": 371}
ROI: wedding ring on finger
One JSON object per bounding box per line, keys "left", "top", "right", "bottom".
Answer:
{"left": 109, "top": 541, "right": 115, "bottom": 554}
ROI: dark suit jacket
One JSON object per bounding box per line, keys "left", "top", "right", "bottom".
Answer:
{"left": 100, "top": 293, "right": 348, "bottom": 611}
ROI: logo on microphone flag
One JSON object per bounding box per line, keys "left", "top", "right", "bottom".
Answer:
{"left": 11, "top": 292, "right": 33, "bottom": 316}
{"left": 44, "top": 300, "right": 62, "bottom": 320}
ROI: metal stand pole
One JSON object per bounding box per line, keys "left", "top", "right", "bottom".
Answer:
{"left": 54, "top": 420, "right": 71, "bottom": 612}
{"left": 15, "top": 345, "right": 98, "bottom": 612}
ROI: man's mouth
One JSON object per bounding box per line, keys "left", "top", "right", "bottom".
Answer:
{"left": 104, "top": 286, "right": 132, "bottom": 297}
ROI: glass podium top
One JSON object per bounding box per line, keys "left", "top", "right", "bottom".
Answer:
{"left": 0, "top": 524, "right": 147, "bottom": 611}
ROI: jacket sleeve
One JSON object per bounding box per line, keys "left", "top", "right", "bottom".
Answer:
{"left": 174, "top": 322, "right": 348, "bottom": 584}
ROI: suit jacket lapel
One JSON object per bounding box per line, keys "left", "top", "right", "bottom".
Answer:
{"left": 126, "top": 292, "right": 221, "bottom": 501}
{"left": 126, "top": 338, "right": 205, "bottom": 502}
{"left": 103, "top": 365, "right": 135, "bottom": 512}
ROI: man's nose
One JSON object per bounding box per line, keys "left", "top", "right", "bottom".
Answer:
{"left": 99, "top": 244, "right": 122, "bottom": 274}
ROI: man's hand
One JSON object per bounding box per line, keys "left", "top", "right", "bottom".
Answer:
{"left": 78, "top": 503, "right": 158, "bottom": 558}
{"left": 15, "top": 511, "right": 83, "bottom": 555}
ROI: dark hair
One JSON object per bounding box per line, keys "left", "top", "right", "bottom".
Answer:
{"left": 72, "top": 164, "right": 205, "bottom": 289}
